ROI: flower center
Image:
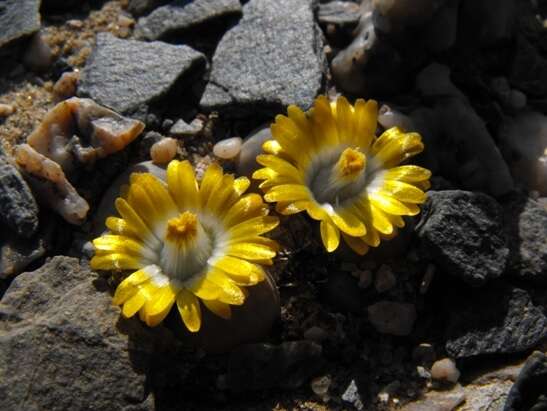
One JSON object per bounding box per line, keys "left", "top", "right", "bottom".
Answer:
{"left": 335, "top": 148, "right": 367, "bottom": 180}
{"left": 160, "top": 211, "right": 214, "bottom": 285}
{"left": 308, "top": 146, "right": 369, "bottom": 206}
{"left": 166, "top": 211, "right": 198, "bottom": 245}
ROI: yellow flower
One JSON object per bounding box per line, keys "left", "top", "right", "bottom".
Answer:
{"left": 91, "top": 160, "right": 279, "bottom": 332}
{"left": 253, "top": 95, "right": 431, "bottom": 255}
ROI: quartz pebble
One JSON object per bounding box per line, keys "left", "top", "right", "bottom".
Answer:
{"left": 53, "top": 71, "right": 80, "bottom": 100}
{"left": 150, "top": 137, "right": 178, "bottom": 164}
{"left": 0, "top": 103, "right": 15, "bottom": 117}
{"left": 213, "top": 137, "right": 243, "bottom": 160}
{"left": 375, "top": 264, "right": 396, "bottom": 293}
{"left": 310, "top": 375, "right": 331, "bottom": 399}
{"left": 431, "top": 358, "right": 460, "bottom": 383}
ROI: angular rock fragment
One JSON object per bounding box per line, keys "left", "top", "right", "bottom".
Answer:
{"left": 416, "top": 191, "right": 509, "bottom": 286}
{"left": 503, "top": 196, "right": 547, "bottom": 284}
{"left": 225, "top": 341, "right": 323, "bottom": 391}
{"left": 0, "top": 229, "right": 45, "bottom": 278}
{"left": 200, "top": 0, "right": 326, "bottom": 117}
{"left": 0, "top": 256, "right": 165, "bottom": 410}
{"left": 445, "top": 283, "right": 547, "bottom": 358}
{"left": 504, "top": 351, "right": 547, "bottom": 411}
{"left": 26, "top": 97, "right": 144, "bottom": 173}
{"left": 318, "top": 1, "right": 361, "bottom": 27}
{"left": 0, "top": 155, "right": 39, "bottom": 238}
{"left": 135, "top": 0, "right": 242, "bottom": 41}
{"left": 79, "top": 33, "right": 206, "bottom": 115}
{"left": 15, "top": 144, "right": 89, "bottom": 225}
{"left": 0, "top": 0, "right": 41, "bottom": 52}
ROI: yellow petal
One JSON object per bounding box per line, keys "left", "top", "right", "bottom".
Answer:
{"left": 381, "top": 180, "right": 426, "bottom": 204}
{"left": 122, "top": 291, "right": 147, "bottom": 318}
{"left": 334, "top": 96, "right": 354, "bottom": 145}
{"left": 147, "top": 285, "right": 176, "bottom": 316}
{"left": 105, "top": 217, "right": 137, "bottom": 239}
{"left": 90, "top": 253, "right": 142, "bottom": 271}
{"left": 311, "top": 95, "right": 338, "bottom": 147}
{"left": 227, "top": 242, "right": 277, "bottom": 260}
{"left": 233, "top": 176, "right": 250, "bottom": 195}
{"left": 262, "top": 139, "right": 283, "bottom": 155}
{"left": 112, "top": 268, "right": 150, "bottom": 305}
{"left": 368, "top": 191, "right": 413, "bottom": 215}
{"left": 214, "top": 256, "right": 266, "bottom": 285}
{"left": 369, "top": 202, "right": 394, "bottom": 235}
{"left": 115, "top": 198, "right": 159, "bottom": 248}
{"left": 354, "top": 99, "right": 377, "bottom": 151}
{"left": 374, "top": 131, "right": 424, "bottom": 168}
{"left": 176, "top": 289, "right": 201, "bottom": 332}
{"left": 255, "top": 155, "right": 303, "bottom": 182}
{"left": 205, "top": 173, "right": 235, "bottom": 215}
{"left": 199, "top": 162, "right": 223, "bottom": 207}
{"left": 207, "top": 270, "right": 245, "bottom": 305}
{"left": 167, "top": 160, "right": 199, "bottom": 211}
{"left": 320, "top": 219, "right": 340, "bottom": 252}
{"left": 223, "top": 194, "right": 269, "bottom": 227}
{"left": 202, "top": 299, "right": 232, "bottom": 319}
{"left": 264, "top": 184, "right": 311, "bottom": 203}
{"left": 342, "top": 233, "right": 369, "bottom": 255}
{"left": 384, "top": 165, "right": 431, "bottom": 183}
{"left": 228, "top": 216, "right": 279, "bottom": 239}
{"left": 186, "top": 276, "right": 221, "bottom": 300}
{"left": 329, "top": 207, "right": 367, "bottom": 237}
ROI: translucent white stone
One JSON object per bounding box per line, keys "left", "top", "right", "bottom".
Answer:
{"left": 213, "top": 137, "right": 242, "bottom": 159}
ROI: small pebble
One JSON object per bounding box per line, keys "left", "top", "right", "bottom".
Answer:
{"left": 416, "top": 366, "right": 431, "bottom": 379}
{"left": 67, "top": 19, "right": 83, "bottom": 29}
{"left": 118, "top": 15, "right": 135, "bottom": 28}
{"left": 374, "top": 264, "right": 396, "bottom": 293}
{"left": 420, "top": 264, "right": 435, "bottom": 294}
{"left": 358, "top": 270, "right": 373, "bottom": 289}
{"left": 213, "top": 137, "right": 243, "bottom": 160}
{"left": 304, "top": 326, "right": 328, "bottom": 342}
{"left": 0, "top": 103, "right": 15, "bottom": 117}
{"left": 310, "top": 375, "right": 331, "bottom": 399}
{"left": 510, "top": 89, "right": 527, "bottom": 110}
{"left": 431, "top": 358, "right": 460, "bottom": 383}
{"left": 53, "top": 71, "right": 80, "bottom": 100}
{"left": 23, "top": 31, "right": 54, "bottom": 72}
{"left": 170, "top": 118, "right": 204, "bottom": 137}
{"left": 150, "top": 137, "right": 178, "bottom": 164}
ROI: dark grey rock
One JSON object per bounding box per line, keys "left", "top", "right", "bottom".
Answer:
{"left": 511, "top": 36, "right": 547, "bottom": 101}
{"left": 79, "top": 33, "right": 206, "bottom": 114}
{"left": 200, "top": 0, "right": 326, "bottom": 117}
{"left": 0, "top": 256, "right": 165, "bottom": 410}
{"left": 0, "top": 156, "right": 39, "bottom": 239}
{"left": 0, "top": 228, "right": 45, "bottom": 278}
{"left": 41, "top": 0, "right": 80, "bottom": 11}
{"left": 135, "top": 0, "right": 242, "bottom": 41}
{"left": 367, "top": 301, "right": 416, "bottom": 336}
{"left": 504, "top": 351, "right": 547, "bottom": 411}
{"left": 445, "top": 283, "right": 547, "bottom": 358}
{"left": 127, "top": 0, "right": 171, "bottom": 16}
{"left": 318, "top": 1, "right": 361, "bottom": 27}
{"left": 225, "top": 341, "right": 323, "bottom": 392}
{"left": 504, "top": 196, "right": 547, "bottom": 284}
{"left": 416, "top": 190, "right": 509, "bottom": 287}
{"left": 0, "top": 0, "right": 41, "bottom": 51}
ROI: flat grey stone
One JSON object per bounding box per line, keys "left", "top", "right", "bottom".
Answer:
{"left": 504, "top": 196, "right": 547, "bottom": 284}
{"left": 200, "top": 0, "right": 326, "bottom": 117}
{"left": 0, "top": 0, "right": 41, "bottom": 51}
{"left": 445, "top": 283, "right": 547, "bottom": 358}
{"left": 135, "top": 0, "right": 242, "bottom": 41}
{"left": 0, "top": 256, "right": 169, "bottom": 410}
{"left": 79, "top": 33, "right": 206, "bottom": 114}
{"left": 318, "top": 1, "right": 361, "bottom": 27}
{"left": 169, "top": 117, "right": 203, "bottom": 137}
{"left": 416, "top": 190, "right": 509, "bottom": 287}
{"left": 0, "top": 155, "right": 39, "bottom": 239}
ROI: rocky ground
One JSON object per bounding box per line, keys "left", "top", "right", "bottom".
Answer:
{"left": 1, "top": 0, "right": 546, "bottom": 410}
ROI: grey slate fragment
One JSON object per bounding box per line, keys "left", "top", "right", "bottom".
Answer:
{"left": 0, "top": 229, "right": 45, "bottom": 278}
{"left": 200, "top": 0, "right": 326, "bottom": 117}
{"left": 318, "top": 1, "right": 361, "bottom": 27}
{"left": 169, "top": 117, "right": 204, "bottom": 137}
{"left": 416, "top": 190, "right": 509, "bottom": 286}
{"left": 504, "top": 351, "right": 547, "bottom": 411}
{"left": 504, "top": 196, "right": 547, "bottom": 284}
{"left": 0, "top": 0, "right": 41, "bottom": 51}
{"left": 0, "top": 156, "right": 39, "bottom": 238}
{"left": 226, "top": 341, "right": 323, "bottom": 391}
{"left": 135, "top": 0, "right": 242, "bottom": 41}
{"left": 79, "top": 33, "right": 206, "bottom": 114}
{"left": 445, "top": 283, "right": 547, "bottom": 358}
{"left": 0, "top": 257, "right": 166, "bottom": 410}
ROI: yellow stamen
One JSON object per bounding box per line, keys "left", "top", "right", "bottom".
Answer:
{"left": 336, "top": 148, "right": 366, "bottom": 180}
{"left": 166, "top": 211, "right": 199, "bottom": 244}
